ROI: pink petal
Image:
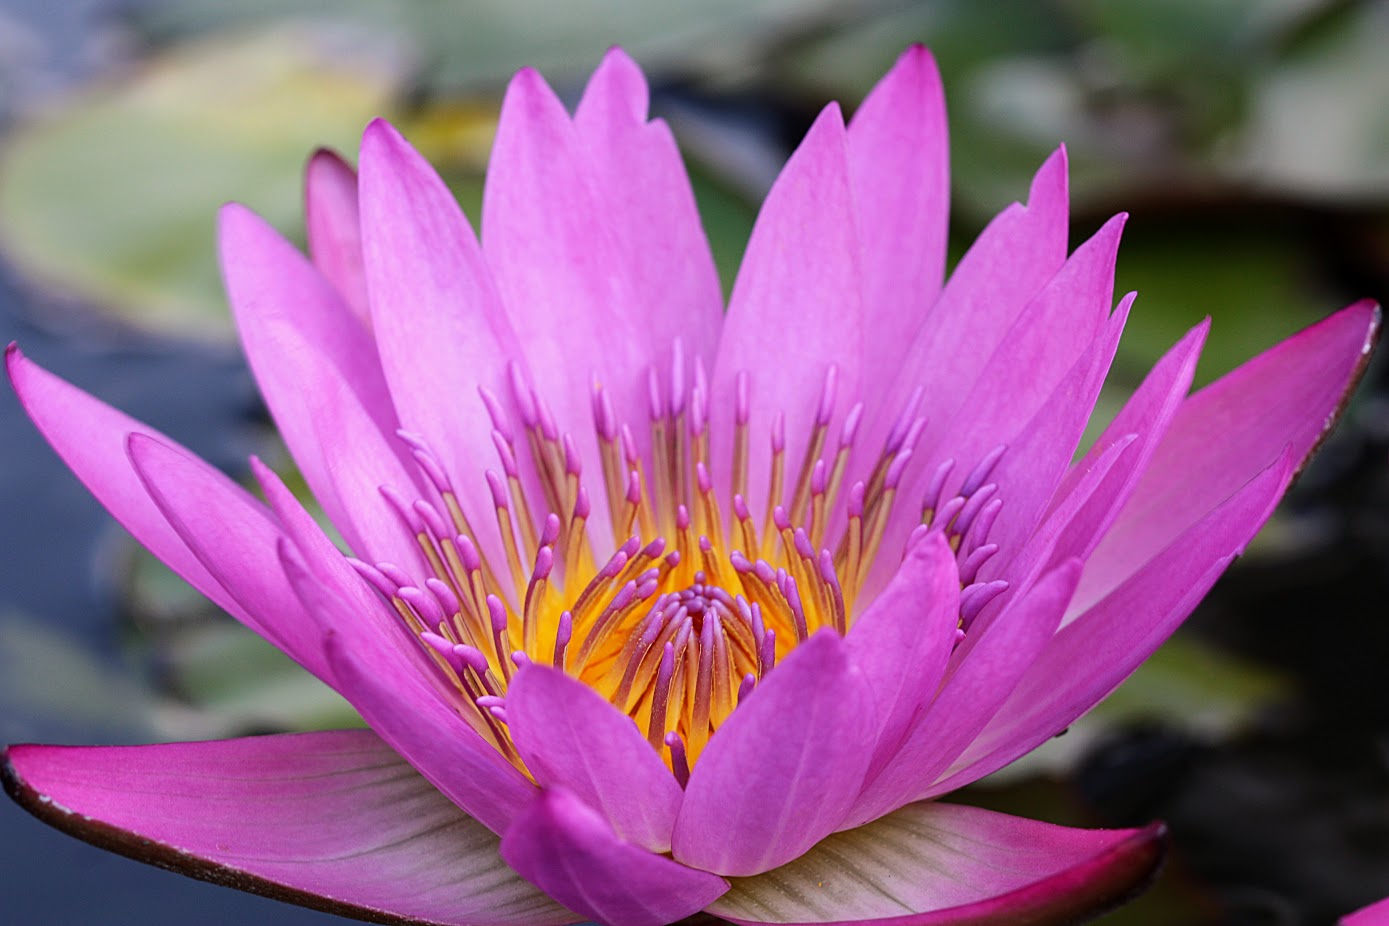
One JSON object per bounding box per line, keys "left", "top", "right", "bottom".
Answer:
{"left": 968, "top": 290, "right": 1132, "bottom": 587}
{"left": 1039, "top": 319, "right": 1208, "bottom": 576}
{"left": 6, "top": 346, "right": 243, "bottom": 624}
{"left": 1074, "top": 300, "right": 1378, "bottom": 614}
{"left": 673, "top": 630, "right": 874, "bottom": 876}
{"left": 1344, "top": 896, "right": 1389, "bottom": 926}
{"left": 483, "top": 67, "right": 652, "bottom": 548}
{"left": 707, "top": 802, "right": 1165, "bottom": 926}
{"left": 291, "top": 566, "right": 538, "bottom": 836}
{"left": 856, "top": 147, "right": 1069, "bottom": 488}
{"left": 846, "top": 559, "right": 1082, "bottom": 826}
{"left": 3, "top": 732, "right": 577, "bottom": 926}
{"left": 847, "top": 45, "right": 949, "bottom": 385}
{"left": 505, "top": 664, "right": 684, "bottom": 853}
{"left": 500, "top": 788, "right": 728, "bottom": 926}
{"left": 125, "top": 432, "right": 338, "bottom": 681}
{"left": 219, "top": 202, "right": 423, "bottom": 569}
{"left": 359, "top": 118, "right": 551, "bottom": 568}
{"left": 303, "top": 147, "right": 370, "bottom": 323}
{"left": 935, "top": 447, "right": 1294, "bottom": 794}
{"left": 843, "top": 529, "right": 960, "bottom": 778}
{"left": 710, "top": 103, "right": 864, "bottom": 518}
{"left": 573, "top": 47, "right": 724, "bottom": 369}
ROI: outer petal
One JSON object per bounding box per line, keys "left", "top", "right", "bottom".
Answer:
{"left": 6, "top": 346, "right": 243, "bottom": 624}
{"left": 359, "top": 118, "right": 548, "bottom": 568}
{"left": 846, "top": 559, "right": 1082, "bottom": 826}
{"left": 219, "top": 202, "right": 423, "bottom": 569}
{"left": 1073, "top": 299, "right": 1378, "bottom": 614}
{"left": 867, "top": 200, "right": 1122, "bottom": 599}
{"left": 935, "top": 448, "right": 1294, "bottom": 794}
{"left": 847, "top": 44, "right": 949, "bottom": 385}
{"left": 1344, "top": 896, "right": 1389, "bottom": 926}
{"left": 711, "top": 103, "right": 864, "bottom": 518}
{"left": 707, "top": 802, "right": 1165, "bottom": 926}
{"left": 483, "top": 66, "right": 649, "bottom": 546}
{"left": 856, "top": 148, "right": 1069, "bottom": 484}
{"left": 304, "top": 147, "right": 370, "bottom": 323}
{"left": 673, "top": 631, "right": 874, "bottom": 876}
{"left": 500, "top": 788, "right": 728, "bottom": 926}
{"left": 843, "top": 529, "right": 960, "bottom": 777}
{"left": 2, "top": 731, "right": 578, "bottom": 926}
{"left": 505, "top": 664, "right": 684, "bottom": 853}
{"left": 280, "top": 552, "right": 537, "bottom": 835}
{"left": 573, "top": 47, "right": 723, "bottom": 368}
{"left": 127, "top": 433, "right": 340, "bottom": 682}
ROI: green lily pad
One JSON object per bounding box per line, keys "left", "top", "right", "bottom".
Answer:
{"left": 0, "top": 27, "right": 399, "bottom": 340}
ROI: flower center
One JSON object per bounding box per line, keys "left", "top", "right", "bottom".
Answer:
{"left": 348, "top": 344, "right": 1009, "bottom": 781}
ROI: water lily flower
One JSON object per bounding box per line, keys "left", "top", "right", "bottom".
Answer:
{"left": 1345, "top": 896, "right": 1389, "bottom": 925}
{"left": 2, "top": 45, "right": 1378, "bottom": 926}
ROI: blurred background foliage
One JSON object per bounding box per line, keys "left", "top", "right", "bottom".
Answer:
{"left": 2, "top": 1, "right": 1388, "bottom": 924}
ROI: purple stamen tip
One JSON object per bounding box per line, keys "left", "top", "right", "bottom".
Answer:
{"left": 960, "top": 580, "right": 1009, "bottom": 622}
{"left": 793, "top": 527, "right": 814, "bottom": 559}
{"left": 625, "top": 470, "right": 643, "bottom": 505}
{"left": 690, "top": 389, "right": 707, "bottom": 436}
{"left": 620, "top": 424, "right": 639, "bottom": 465}
{"left": 512, "top": 651, "right": 533, "bottom": 669}
{"left": 477, "top": 695, "right": 506, "bottom": 710}
{"left": 556, "top": 610, "right": 573, "bottom": 644}
{"left": 537, "top": 400, "right": 559, "bottom": 441}
{"left": 738, "top": 673, "right": 756, "bottom": 704}
{"left": 735, "top": 371, "right": 750, "bottom": 424}
{"left": 413, "top": 499, "right": 450, "bottom": 540}
{"left": 486, "top": 471, "right": 509, "bottom": 509}
{"left": 754, "top": 560, "right": 777, "bottom": 584}
{"left": 771, "top": 411, "right": 786, "bottom": 453}
{"left": 840, "top": 402, "right": 865, "bottom": 448}
{"left": 849, "top": 481, "right": 866, "bottom": 518}
{"left": 636, "top": 578, "right": 660, "bottom": 599}
{"left": 730, "top": 550, "right": 752, "bottom": 573}
{"left": 699, "top": 534, "right": 713, "bottom": 552}
{"left": 961, "top": 444, "right": 1008, "bottom": 497}
{"left": 562, "top": 433, "right": 582, "bottom": 476}
{"left": 665, "top": 550, "right": 682, "bottom": 568}
{"left": 456, "top": 535, "right": 482, "bottom": 571}
{"left": 733, "top": 493, "right": 751, "bottom": 520}
{"left": 676, "top": 504, "right": 691, "bottom": 530}
{"left": 816, "top": 364, "right": 839, "bottom": 426}
{"left": 410, "top": 449, "right": 451, "bottom": 494}
{"left": 902, "top": 417, "right": 927, "bottom": 454}
{"left": 399, "top": 586, "right": 442, "bottom": 624}
{"left": 573, "top": 486, "right": 591, "bottom": 519}
{"left": 487, "top": 594, "right": 508, "bottom": 632}
{"left": 349, "top": 559, "right": 396, "bottom": 597}
{"left": 380, "top": 485, "right": 423, "bottom": 532}
{"left": 811, "top": 458, "right": 828, "bottom": 495}
{"left": 542, "top": 512, "right": 562, "bottom": 546}
{"left": 420, "top": 630, "right": 454, "bottom": 660}
{"left": 425, "top": 577, "right": 460, "bottom": 616}
{"left": 378, "top": 562, "right": 413, "bottom": 588}
{"left": 533, "top": 545, "right": 554, "bottom": 580}
{"left": 818, "top": 549, "right": 839, "bottom": 582}
{"left": 491, "top": 430, "right": 519, "bottom": 476}
{"left": 507, "top": 363, "right": 539, "bottom": 427}
{"left": 647, "top": 367, "right": 665, "bottom": 420}
{"left": 885, "top": 450, "right": 913, "bottom": 489}
{"left": 640, "top": 536, "right": 667, "bottom": 559}
{"left": 454, "top": 644, "right": 490, "bottom": 674}
{"left": 696, "top": 460, "right": 712, "bottom": 493}
{"left": 773, "top": 505, "right": 791, "bottom": 532}
{"left": 479, "top": 386, "right": 514, "bottom": 443}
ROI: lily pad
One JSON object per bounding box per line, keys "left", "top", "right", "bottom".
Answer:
{"left": 0, "top": 26, "right": 399, "bottom": 340}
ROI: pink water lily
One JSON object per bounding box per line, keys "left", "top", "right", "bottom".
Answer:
{"left": 1345, "top": 897, "right": 1389, "bottom": 925}
{"left": 2, "top": 45, "right": 1378, "bottom": 926}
